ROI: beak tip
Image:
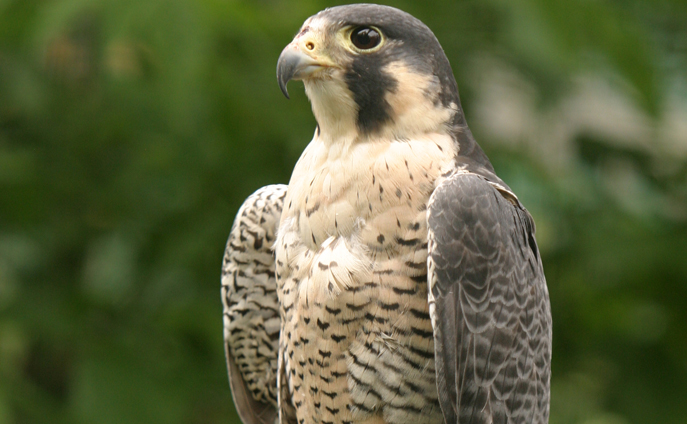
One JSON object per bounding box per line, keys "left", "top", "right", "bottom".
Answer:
{"left": 277, "top": 46, "right": 307, "bottom": 101}
{"left": 278, "top": 80, "right": 290, "bottom": 99}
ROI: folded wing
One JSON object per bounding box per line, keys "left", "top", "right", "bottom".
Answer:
{"left": 222, "top": 184, "right": 287, "bottom": 424}
{"left": 428, "top": 172, "right": 551, "bottom": 424}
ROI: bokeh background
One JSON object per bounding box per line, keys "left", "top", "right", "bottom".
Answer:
{"left": 1, "top": 0, "right": 686, "bottom": 423}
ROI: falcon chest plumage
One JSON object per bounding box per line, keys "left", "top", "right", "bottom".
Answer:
{"left": 275, "top": 132, "right": 456, "bottom": 423}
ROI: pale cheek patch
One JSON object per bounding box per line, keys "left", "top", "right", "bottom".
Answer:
{"left": 381, "top": 61, "right": 456, "bottom": 138}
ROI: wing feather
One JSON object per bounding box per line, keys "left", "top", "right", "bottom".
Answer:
{"left": 222, "top": 185, "right": 287, "bottom": 424}
{"left": 428, "top": 172, "right": 551, "bottom": 424}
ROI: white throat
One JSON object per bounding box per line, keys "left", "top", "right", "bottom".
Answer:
{"left": 304, "top": 75, "right": 359, "bottom": 145}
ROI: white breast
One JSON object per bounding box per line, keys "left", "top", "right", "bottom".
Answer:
{"left": 276, "top": 131, "right": 457, "bottom": 300}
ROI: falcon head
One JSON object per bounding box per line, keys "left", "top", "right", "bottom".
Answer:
{"left": 276, "top": 4, "right": 468, "bottom": 143}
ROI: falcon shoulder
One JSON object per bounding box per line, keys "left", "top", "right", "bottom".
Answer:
{"left": 427, "top": 171, "right": 552, "bottom": 424}
{"left": 221, "top": 184, "right": 287, "bottom": 424}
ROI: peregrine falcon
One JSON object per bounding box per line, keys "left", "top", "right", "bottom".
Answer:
{"left": 221, "top": 4, "right": 552, "bottom": 424}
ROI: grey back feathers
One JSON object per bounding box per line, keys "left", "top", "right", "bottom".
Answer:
{"left": 428, "top": 172, "right": 551, "bottom": 423}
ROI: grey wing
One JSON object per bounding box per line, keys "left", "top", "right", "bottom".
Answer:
{"left": 427, "top": 172, "right": 552, "bottom": 424}
{"left": 222, "top": 184, "right": 287, "bottom": 424}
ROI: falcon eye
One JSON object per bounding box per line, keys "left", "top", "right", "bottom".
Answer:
{"left": 350, "top": 27, "right": 381, "bottom": 50}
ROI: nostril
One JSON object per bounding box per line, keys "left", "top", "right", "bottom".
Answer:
{"left": 305, "top": 42, "right": 315, "bottom": 51}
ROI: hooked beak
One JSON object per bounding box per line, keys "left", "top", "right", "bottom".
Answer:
{"left": 276, "top": 44, "right": 326, "bottom": 99}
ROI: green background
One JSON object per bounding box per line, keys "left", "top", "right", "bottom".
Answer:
{"left": 1, "top": 0, "right": 686, "bottom": 423}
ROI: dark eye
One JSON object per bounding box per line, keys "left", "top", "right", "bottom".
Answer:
{"left": 351, "top": 27, "right": 381, "bottom": 50}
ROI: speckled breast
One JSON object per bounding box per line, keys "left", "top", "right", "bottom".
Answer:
{"left": 275, "top": 133, "right": 456, "bottom": 424}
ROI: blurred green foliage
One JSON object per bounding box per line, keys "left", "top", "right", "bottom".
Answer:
{"left": 1, "top": 0, "right": 686, "bottom": 423}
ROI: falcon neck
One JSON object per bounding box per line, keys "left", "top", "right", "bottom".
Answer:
{"left": 304, "top": 78, "right": 360, "bottom": 146}
{"left": 304, "top": 64, "right": 464, "bottom": 145}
